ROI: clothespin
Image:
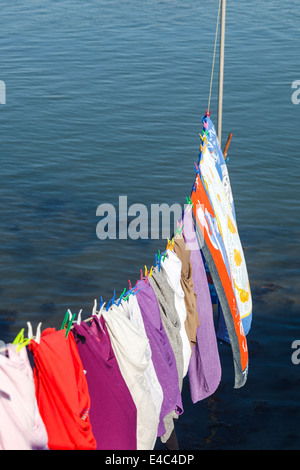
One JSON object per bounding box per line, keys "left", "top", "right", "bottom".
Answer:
{"left": 106, "top": 290, "right": 116, "bottom": 311}
{"left": 117, "top": 287, "right": 127, "bottom": 306}
{"left": 132, "top": 285, "right": 143, "bottom": 296}
{"left": 175, "top": 220, "right": 183, "bottom": 237}
{"left": 155, "top": 253, "right": 158, "bottom": 267}
{"left": 186, "top": 196, "right": 193, "bottom": 207}
{"left": 61, "top": 309, "right": 76, "bottom": 338}
{"left": 91, "top": 299, "right": 106, "bottom": 320}
{"left": 124, "top": 280, "right": 137, "bottom": 301}
{"left": 144, "top": 265, "right": 148, "bottom": 277}
{"left": 27, "top": 321, "right": 42, "bottom": 344}
{"left": 166, "top": 237, "right": 174, "bottom": 251}
{"left": 194, "top": 162, "right": 199, "bottom": 174}
{"left": 76, "top": 309, "right": 83, "bottom": 325}
{"left": 92, "top": 299, "right": 98, "bottom": 316}
{"left": 149, "top": 266, "right": 153, "bottom": 277}
{"left": 97, "top": 301, "right": 106, "bottom": 319}
{"left": 158, "top": 253, "right": 162, "bottom": 272}
{"left": 12, "top": 328, "right": 31, "bottom": 352}
{"left": 205, "top": 109, "right": 211, "bottom": 118}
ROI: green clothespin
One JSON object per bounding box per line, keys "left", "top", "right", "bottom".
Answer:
{"left": 117, "top": 287, "right": 127, "bottom": 306}
{"left": 61, "top": 309, "right": 76, "bottom": 338}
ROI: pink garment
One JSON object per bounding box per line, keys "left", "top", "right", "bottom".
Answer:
{"left": 0, "top": 344, "right": 48, "bottom": 450}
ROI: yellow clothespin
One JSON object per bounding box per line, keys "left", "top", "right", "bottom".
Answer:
{"left": 144, "top": 265, "right": 148, "bottom": 277}
{"left": 12, "top": 328, "right": 31, "bottom": 352}
{"left": 199, "top": 132, "right": 207, "bottom": 147}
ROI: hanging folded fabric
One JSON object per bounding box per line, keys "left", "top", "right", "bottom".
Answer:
{"left": 190, "top": 148, "right": 249, "bottom": 389}
{"left": 182, "top": 204, "right": 221, "bottom": 403}
{"left": 102, "top": 302, "right": 159, "bottom": 450}
{"left": 172, "top": 236, "right": 200, "bottom": 352}
{"left": 28, "top": 327, "right": 97, "bottom": 450}
{"left": 159, "top": 248, "right": 191, "bottom": 378}
{"left": 0, "top": 342, "right": 48, "bottom": 450}
{"left": 135, "top": 277, "right": 183, "bottom": 444}
{"left": 117, "top": 293, "right": 163, "bottom": 421}
{"left": 72, "top": 313, "right": 138, "bottom": 450}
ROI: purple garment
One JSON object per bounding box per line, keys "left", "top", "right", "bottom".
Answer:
{"left": 72, "top": 316, "right": 137, "bottom": 450}
{"left": 182, "top": 207, "right": 222, "bottom": 403}
{"left": 136, "top": 280, "right": 183, "bottom": 437}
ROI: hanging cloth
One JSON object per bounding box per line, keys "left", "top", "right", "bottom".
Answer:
{"left": 201, "top": 115, "right": 252, "bottom": 340}
{"left": 0, "top": 343, "right": 48, "bottom": 450}
{"left": 102, "top": 304, "right": 159, "bottom": 450}
{"left": 191, "top": 161, "right": 248, "bottom": 388}
{"left": 72, "top": 315, "right": 137, "bottom": 450}
{"left": 29, "top": 328, "right": 97, "bottom": 450}
{"left": 172, "top": 237, "right": 200, "bottom": 350}
{"left": 118, "top": 294, "right": 164, "bottom": 419}
{"left": 161, "top": 249, "right": 192, "bottom": 377}
{"left": 182, "top": 206, "right": 221, "bottom": 402}
{"left": 135, "top": 280, "right": 183, "bottom": 440}
{"left": 148, "top": 267, "right": 184, "bottom": 443}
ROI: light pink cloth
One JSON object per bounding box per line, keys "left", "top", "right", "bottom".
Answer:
{"left": 0, "top": 344, "right": 48, "bottom": 450}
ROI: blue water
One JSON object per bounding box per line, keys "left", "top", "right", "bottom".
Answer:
{"left": 0, "top": 0, "right": 300, "bottom": 450}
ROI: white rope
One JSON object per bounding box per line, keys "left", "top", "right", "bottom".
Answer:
{"left": 208, "top": 0, "right": 222, "bottom": 113}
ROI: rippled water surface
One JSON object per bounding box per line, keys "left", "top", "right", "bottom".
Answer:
{"left": 0, "top": 0, "right": 299, "bottom": 450}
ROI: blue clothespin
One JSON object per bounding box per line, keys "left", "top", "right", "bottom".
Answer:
{"left": 158, "top": 254, "right": 162, "bottom": 272}
{"left": 106, "top": 290, "right": 116, "bottom": 311}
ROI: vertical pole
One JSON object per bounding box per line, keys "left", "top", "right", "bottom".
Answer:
{"left": 218, "top": 0, "right": 226, "bottom": 147}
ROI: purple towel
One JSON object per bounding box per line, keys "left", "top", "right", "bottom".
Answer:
{"left": 182, "top": 207, "right": 221, "bottom": 402}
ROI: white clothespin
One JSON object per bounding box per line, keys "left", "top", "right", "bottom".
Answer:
{"left": 76, "top": 309, "right": 83, "bottom": 325}
{"left": 96, "top": 301, "right": 106, "bottom": 320}
{"left": 27, "top": 322, "right": 42, "bottom": 344}
{"left": 92, "top": 299, "right": 97, "bottom": 317}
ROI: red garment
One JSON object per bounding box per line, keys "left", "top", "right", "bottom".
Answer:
{"left": 29, "top": 328, "right": 96, "bottom": 450}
